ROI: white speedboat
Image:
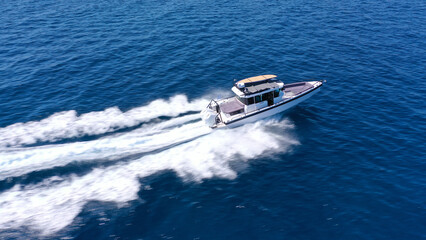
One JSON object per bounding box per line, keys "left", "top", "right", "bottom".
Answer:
{"left": 201, "top": 74, "right": 324, "bottom": 128}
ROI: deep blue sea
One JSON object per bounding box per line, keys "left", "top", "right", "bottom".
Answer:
{"left": 0, "top": 0, "right": 425, "bottom": 239}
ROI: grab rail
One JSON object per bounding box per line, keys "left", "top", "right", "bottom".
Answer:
{"left": 206, "top": 99, "right": 224, "bottom": 125}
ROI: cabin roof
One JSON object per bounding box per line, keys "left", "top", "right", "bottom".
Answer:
{"left": 233, "top": 74, "right": 282, "bottom": 96}
{"left": 236, "top": 74, "right": 277, "bottom": 85}
{"left": 244, "top": 82, "right": 280, "bottom": 94}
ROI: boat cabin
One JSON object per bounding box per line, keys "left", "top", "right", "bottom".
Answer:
{"left": 202, "top": 74, "right": 324, "bottom": 128}
{"left": 219, "top": 75, "right": 285, "bottom": 117}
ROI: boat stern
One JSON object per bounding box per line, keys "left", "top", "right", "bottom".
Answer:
{"left": 201, "top": 100, "right": 223, "bottom": 128}
{"left": 201, "top": 108, "right": 218, "bottom": 127}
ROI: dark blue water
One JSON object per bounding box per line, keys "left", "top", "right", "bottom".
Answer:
{"left": 1, "top": 0, "right": 425, "bottom": 239}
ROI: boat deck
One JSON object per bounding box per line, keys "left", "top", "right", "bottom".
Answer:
{"left": 219, "top": 98, "right": 244, "bottom": 114}
{"left": 284, "top": 82, "right": 314, "bottom": 97}
{"left": 203, "top": 79, "right": 323, "bottom": 128}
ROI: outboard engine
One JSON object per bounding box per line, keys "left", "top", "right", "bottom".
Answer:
{"left": 201, "top": 108, "right": 218, "bottom": 127}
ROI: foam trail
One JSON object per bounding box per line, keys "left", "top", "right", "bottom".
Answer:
{"left": 0, "top": 114, "right": 209, "bottom": 180}
{"left": 0, "top": 119, "right": 298, "bottom": 236}
{"left": 0, "top": 95, "right": 208, "bottom": 147}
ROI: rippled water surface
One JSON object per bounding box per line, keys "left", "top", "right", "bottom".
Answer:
{"left": 0, "top": 0, "right": 425, "bottom": 239}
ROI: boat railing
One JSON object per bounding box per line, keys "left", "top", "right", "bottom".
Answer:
{"left": 207, "top": 81, "right": 324, "bottom": 124}
{"left": 284, "top": 80, "right": 325, "bottom": 99}
{"left": 206, "top": 99, "right": 224, "bottom": 124}
{"left": 239, "top": 80, "right": 324, "bottom": 118}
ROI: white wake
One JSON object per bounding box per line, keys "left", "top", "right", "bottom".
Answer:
{"left": 0, "top": 95, "right": 299, "bottom": 236}
{"left": 0, "top": 114, "right": 208, "bottom": 180}
{"left": 0, "top": 95, "right": 208, "bottom": 147}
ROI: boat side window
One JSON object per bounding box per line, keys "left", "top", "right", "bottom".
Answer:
{"left": 237, "top": 96, "right": 247, "bottom": 105}
{"left": 274, "top": 89, "right": 280, "bottom": 97}
{"left": 238, "top": 96, "right": 255, "bottom": 105}
{"left": 255, "top": 95, "right": 262, "bottom": 103}
{"left": 247, "top": 97, "right": 254, "bottom": 105}
{"left": 261, "top": 93, "right": 269, "bottom": 101}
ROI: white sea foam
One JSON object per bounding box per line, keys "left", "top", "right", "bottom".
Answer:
{"left": 0, "top": 95, "right": 208, "bottom": 147}
{"left": 0, "top": 114, "right": 207, "bottom": 180}
{"left": 0, "top": 119, "right": 298, "bottom": 236}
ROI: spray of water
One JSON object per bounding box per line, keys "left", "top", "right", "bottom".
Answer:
{"left": 0, "top": 95, "right": 299, "bottom": 236}
{"left": 0, "top": 95, "right": 208, "bottom": 147}
{"left": 0, "top": 114, "right": 208, "bottom": 180}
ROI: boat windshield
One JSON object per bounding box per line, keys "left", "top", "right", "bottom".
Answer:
{"left": 236, "top": 96, "right": 255, "bottom": 105}
{"left": 236, "top": 95, "right": 247, "bottom": 105}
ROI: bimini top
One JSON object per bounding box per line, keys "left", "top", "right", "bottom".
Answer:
{"left": 236, "top": 74, "right": 277, "bottom": 85}
{"left": 233, "top": 74, "right": 283, "bottom": 96}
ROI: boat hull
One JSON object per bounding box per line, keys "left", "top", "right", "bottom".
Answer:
{"left": 219, "top": 83, "right": 322, "bottom": 128}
